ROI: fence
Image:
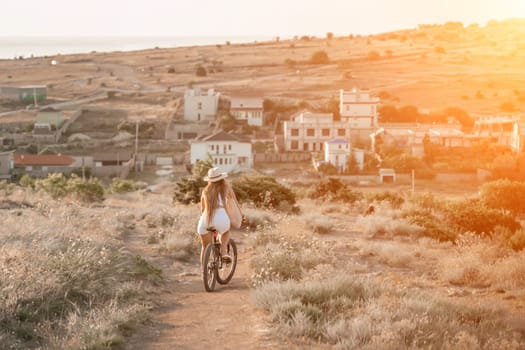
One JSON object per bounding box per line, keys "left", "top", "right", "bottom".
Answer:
{"left": 254, "top": 152, "right": 311, "bottom": 163}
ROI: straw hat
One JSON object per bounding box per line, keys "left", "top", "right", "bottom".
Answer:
{"left": 204, "top": 167, "right": 228, "bottom": 182}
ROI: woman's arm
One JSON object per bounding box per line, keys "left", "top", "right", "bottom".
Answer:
{"left": 200, "top": 193, "right": 205, "bottom": 213}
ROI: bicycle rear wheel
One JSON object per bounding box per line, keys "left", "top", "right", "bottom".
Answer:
{"left": 202, "top": 243, "right": 217, "bottom": 292}
{"left": 217, "top": 239, "right": 237, "bottom": 285}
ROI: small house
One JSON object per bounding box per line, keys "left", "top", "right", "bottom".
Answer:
{"left": 230, "top": 97, "right": 264, "bottom": 126}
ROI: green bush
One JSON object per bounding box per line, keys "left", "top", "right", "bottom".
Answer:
{"left": 232, "top": 175, "right": 296, "bottom": 209}
{"left": 401, "top": 208, "right": 458, "bottom": 242}
{"left": 172, "top": 175, "right": 206, "bottom": 205}
{"left": 19, "top": 174, "right": 35, "bottom": 189}
{"left": 310, "top": 50, "right": 329, "bottom": 64}
{"left": 444, "top": 199, "right": 520, "bottom": 235}
{"left": 34, "top": 174, "right": 104, "bottom": 202}
{"left": 67, "top": 175, "right": 105, "bottom": 202}
{"left": 110, "top": 178, "right": 144, "bottom": 193}
{"left": 493, "top": 226, "right": 525, "bottom": 251}
{"left": 195, "top": 65, "right": 207, "bottom": 77}
{"left": 367, "top": 191, "right": 404, "bottom": 208}
{"left": 308, "top": 178, "right": 363, "bottom": 204}
{"left": 480, "top": 179, "right": 525, "bottom": 215}
{"left": 35, "top": 173, "right": 68, "bottom": 198}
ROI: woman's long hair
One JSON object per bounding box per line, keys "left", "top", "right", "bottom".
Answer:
{"left": 203, "top": 179, "right": 228, "bottom": 223}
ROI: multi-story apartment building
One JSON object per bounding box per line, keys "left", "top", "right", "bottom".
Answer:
{"left": 183, "top": 88, "right": 220, "bottom": 122}
{"left": 339, "top": 89, "right": 379, "bottom": 128}
{"left": 282, "top": 112, "right": 352, "bottom": 152}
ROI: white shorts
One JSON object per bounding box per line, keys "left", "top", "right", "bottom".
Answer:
{"left": 197, "top": 208, "right": 231, "bottom": 235}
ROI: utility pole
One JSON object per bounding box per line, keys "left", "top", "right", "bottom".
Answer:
{"left": 135, "top": 120, "right": 139, "bottom": 171}
{"left": 32, "top": 87, "right": 38, "bottom": 108}
{"left": 411, "top": 169, "right": 415, "bottom": 194}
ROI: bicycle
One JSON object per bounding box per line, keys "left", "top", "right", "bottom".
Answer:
{"left": 202, "top": 227, "right": 238, "bottom": 292}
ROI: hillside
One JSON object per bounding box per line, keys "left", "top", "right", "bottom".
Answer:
{"left": 2, "top": 19, "right": 525, "bottom": 119}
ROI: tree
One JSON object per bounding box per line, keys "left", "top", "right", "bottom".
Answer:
{"left": 443, "top": 107, "right": 473, "bottom": 129}
{"left": 192, "top": 155, "right": 214, "bottom": 177}
{"left": 310, "top": 50, "right": 329, "bottom": 64}
{"left": 398, "top": 105, "right": 420, "bottom": 123}
{"left": 500, "top": 102, "right": 516, "bottom": 112}
{"left": 217, "top": 113, "right": 236, "bottom": 132}
{"left": 367, "top": 50, "right": 380, "bottom": 61}
{"left": 195, "top": 65, "right": 207, "bottom": 77}
{"left": 346, "top": 152, "right": 359, "bottom": 173}
{"left": 378, "top": 105, "right": 400, "bottom": 123}
{"left": 480, "top": 179, "right": 525, "bottom": 215}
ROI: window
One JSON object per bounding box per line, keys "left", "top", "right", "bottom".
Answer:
{"left": 338, "top": 128, "right": 345, "bottom": 136}
{"left": 223, "top": 144, "right": 227, "bottom": 154}
{"left": 219, "top": 158, "right": 223, "bottom": 165}
{"left": 322, "top": 128, "right": 330, "bottom": 137}
{"left": 214, "top": 158, "right": 218, "bottom": 164}
{"left": 320, "top": 143, "right": 323, "bottom": 151}
{"left": 303, "top": 143, "right": 309, "bottom": 151}
{"left": 197, "top": 102, "right": 202, "bottom": 110}
{"left": 211, "top": 145, "right": 214, "bottom": 151}
{"left": 312, "top": 143, "right": 316, "bottom": 151}
{"left": 291, "top": 140, "right": 298, "bottom": 150}
{"left": 228, "top": 144, "right": 232, "bottom": 151}
{"left": 306, "top": 128, "right": 315, "bottom": 137}
{"left": 291, "top": 128, "right": 299, "bottom": 136}
{"left": 338, "top": 144, "right": 342, "bottom": 149}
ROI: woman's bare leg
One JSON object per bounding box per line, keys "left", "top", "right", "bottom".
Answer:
{"left": 219, "top": 231, "right": 230, "bottom": 255}
{"left": 199, "top": 233, "right": 213, "bottom": 267}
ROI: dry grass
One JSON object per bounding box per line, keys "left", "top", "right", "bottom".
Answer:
{"left": 438, "top": 233, "right": 525, "bottom": 290}
{"left": 153, "top": 204, "right": 200, "bottom": 261}
{"left": 252, "top": 196, "right": 525, "bottom": 348}
{"left": 357, "top": 214, "right": 423, "bottom": 239}
{"left": 0, "top": 187, "right": 159, "bottom": 349}
{"left": 253, "top": 275, "right": 524, "bottom": 349}
{"left": 305, "top": 214, "right": 334, "bottom": 234}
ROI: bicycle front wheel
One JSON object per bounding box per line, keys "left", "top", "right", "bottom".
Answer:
{"left": 202, "top": 243, "right": 217, "bottom": 292}
{"left": 217, "top": 239, "right": 237, "bottom": 285}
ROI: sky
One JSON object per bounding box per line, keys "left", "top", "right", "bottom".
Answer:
{"left": 2, "top": 0, "right": 525, "bottom": 37}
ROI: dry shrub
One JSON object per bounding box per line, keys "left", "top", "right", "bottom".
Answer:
{"left": 0, "top": 234, "right": 158, "bottom": 349}
{"left": 305, "top": 214, "right": 334, "bottom": 234}
{"left": 358, "top": 214, "right": 423, "bottom": 239}
{"left": 156, "top": 205, "right": 200, "bottom": 261}
{"left": 359, "top": 242, "right": 414, "bottom": 268}
{"left": 250, "top": 228, "right": 329, "bottom": 286}
{"left": 253, "top": 275, "right": 524, "bottom": 349}
{"left": 0, "top": 187, "right": 159, "bottom": 349}
{"left": 243, "top": 207, "right": 275, "bottom": 230}
{"left": 438, "top": 233, "right": 525, "bottom": 290}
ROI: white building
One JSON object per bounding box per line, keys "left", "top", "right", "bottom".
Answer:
{"left": 283, "top": 111, "right": 352, "bottom": 152}
{"left": 230, "top": 97, "right": 264, "bottom": 126}
{"left": 511, "top": 121, "right": 525, "bottom": 153}
{"left": 183, "top": 88, "right": 220, "bottom": 122}
{"left": 190, "top": 131, "right": 253, "bottom": 173}
{"left": 339, "top": 89, "right": 379, "bottom": 128}
{"left": 323, "top": 139, "right": 365, "bottom": 172}
{"left": 324, "top": 139, "right": 350, "bottom": 171}
{"left": 474, "top": 116, "right": 522, "bottom": 149}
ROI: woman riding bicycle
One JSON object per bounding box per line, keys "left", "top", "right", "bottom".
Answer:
{"left": 197, "top": 167, "right": 241, "bottom": 268}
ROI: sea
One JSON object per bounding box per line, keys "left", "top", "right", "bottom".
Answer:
{"left": 0, "top": 36, "right": 274, "bottom": 60}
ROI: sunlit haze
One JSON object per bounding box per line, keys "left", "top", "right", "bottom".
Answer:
{"left": 2, "top": 0, "right": 525, "bottom": 37}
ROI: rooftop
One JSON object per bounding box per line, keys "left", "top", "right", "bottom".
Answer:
{"left": 14, "top": 154, "right": 74, "bottom": 166}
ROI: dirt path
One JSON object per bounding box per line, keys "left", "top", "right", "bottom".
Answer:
{"left": 124, "top": 226, "right": 283, "bottom": 350}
